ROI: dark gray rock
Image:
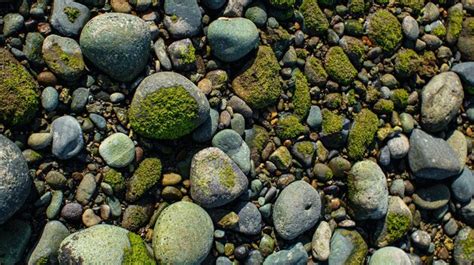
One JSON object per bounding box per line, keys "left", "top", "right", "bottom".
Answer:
{"left": 263, "top": 243, "right": 308, "bottom": 265}
{"left": 328, "top": 229, "right": 368, "bottom": 265}
{"left": 163, "top": 0, "right": 202, "bottom": 38}
{"left": 412, "top": 184, "right": 450, "bottom": 210}
{"left": 460, "top": 199, "right": 474, "bottom": 226}
{"left": 167, "top": 38, "right": 196, "bottom": 71}
{"left": 452, "top": 62, "right": 474, "bottom": 87}
{"left": 0, "top": 219, "right": 32, "bottom": 264}
{"left": 451, "top": 167, "right": 474, "bottom": 203}
{"left": 411, "top": 230, "right": 431, "bottom": 250}
{"left": 50, "top": 0, "right": 90, "bottom": 36}
{"left": 153, "top": 38, "right": 172, "bottom": 71}
{"left": 51, "top": 115, "right": 84, "bottom": 159}
{"left": 232, "top": 202, "right": 262, "bottom": 235}
{"left": 402, "top": 16, "right": 419, "bottom": 41}
{"left": 41, "top": 86, "right": 59, "bottom": 112}
{"left": 3, "top": 13, "right": 24, "bottom": 37}
{"left": 24, "top": 32, "right": 44, "bottom": 65}
{"left": 71, "top": 87, "right": 89, "bottom": 113}
{"left": 192, "top": 108, "right": 219, "bottom": 143}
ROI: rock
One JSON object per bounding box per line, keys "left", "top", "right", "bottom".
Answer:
{"left": 453, "top": 227, "right": 474, "bottom": 265}
{"left": 28, "top": 221, "right": 70, "bottom": 265}
{"left": 203, "top": 0, "right": 226, "bottom": 9}
{"left": 411, "top": 230, "right": 431, "bottom": 250}
{"left": 452, "top": 62, "right": 474, "bottom": 87}
{"left": 451, "top": 167, "right": 474, "bottom": 203}
{"left": 190, "top": 147, "right": 248, "bottom": 208}
{"left": 292, "top": 141, "right": 316, "bottom": 167}
{"left": 0, "top": 219, "right": 32, "bottom": 264}
{"left": 300, "top": 0, "right": 329, "bottom": 36}
{"left": 167, "top": 38, "right": 196, "bottom": 71}
{"left": 163, "top": 0, "right": 201, "bottom": 38}
{"left": 458, "top": 18, "right": 474, "bottom": 60}
{"left": 58, "top": 224, "right": 130, "bottom": 263}
{"left": 412, "top": 184, "right": 450, "bottom": 210}
{"left": 421, "top": 72, "right": 463, "bottom": 132}
{"left": 263, "top": 243, "right": 308, "bottom": 265}
{"left": 460, "top": 200, "right": 474, "bottom": 226}
{"left": 0, "top": 48, "right": 39, "bottom": 126}
{"left": 307, "top": 105, "right": 323, "bottom": 130}
{"left": 3, "top": 13, "right": 24, "bottom": 37}
{"left": 207, "top": 18, "right": 259, "bottom": 62}
{"left": 153, "top": 38, "right": 172, "bottom": 71}
{"left": 273, "top": 180, "right": 321, "bottom": 240}
{"left": 222, "top": 0, "right": 252, "bottom": 17}
{"left": 269, "top": 146, "right": 293, "bottom": 171}
{"left": 51, "top": 115, "right": 84, "bottom": 159}
{"left": 71, "top": 87, "right": 89, "bottom": 113}
{"left": 328, "top": 229, "right": 368, "bottom": 265}
{"left": 373, "top": 196, "right": 412, "bottom": 247}
{"left": 80, "top": 13, "right": 151, "bottom": 82}
{"left": 82, "top": 208, "right": 101, "bottom": 227}
{"left": 367, "top": 9, "right": 402, "bottom": 52}
{"left": 42, "top": 34, "right": 85, "bottom": 80}
{"left": 99, "top": 133, "right": 135, "bottom": 168}
{"left": 324, "top": 46, "right": 357, "bottom": 86}
{"left": 446, "top": 3, "right": 464, "bottom": 45}
{"left": 0, "top": 135, "right": 31, "bottom": 225}
{"left": 212, "top": 129, "right": 251, "bottom": 174}
{"left": 61, "top": 202, "right": 83, "bottom": 221}
{"left": 153, "top": 201, "right": 213, "bottom": 264}
{"left": 387, "top": 134, "right": 409, "bottom": 159}
{"left": 312, "top": 221, "right": 331, "bottom": 261}
{"left": 121, "top": 205, "right": 150, "bottom": 231}
{"left": 24, "top": 32, "right": 44, "bottom": 65}
{"left": 408, "top": 129, "right": 462, "bottom": 179}
{"left": 447, "top": 130, "right": 468, "bottom": 169}
{"left": 232, "top": 202, "right": 262, "bottom": 235}
{"left": 369, "top": 247, "right": 411, "bottom": 265}
{"left": 402, "top": 16, "right": 419, "bottom": 41}
{"left": 347, "top": 109, "right": 379, "bottom": 160}
{"left": 28, "top": 133, "right": 53, "bottom": 150}
{"left": 348, "top": 160, "right": 388, "bottom": 220}
{"left": 244, "top": 3, "right": 267, "bottom": 27}
{"left": 46, "top": 190, "right": 63, "bottom": 219}
{"left": 192, "top": 108, "right": 219, "bottom": 142}
{"left": 232, "top": 46, "right": 281, "bottom": 108}
{"left": 129, "top": 72, "right": 210, "bottom": 140}
{"left": 75, "top": 173, "right": 96, "bottom": 205}
{"left": 50, "top": 0, "right": 90, "bottom": 36}
{"left": 41, "top": 86, "right": 59, "bottom": 112}
{"left": 126, "top": 158, "right": 162, "bottom": 202}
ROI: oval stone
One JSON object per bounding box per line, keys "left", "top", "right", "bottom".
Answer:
{"left": 99, "top": 133, "right": 135, "bottom": 168}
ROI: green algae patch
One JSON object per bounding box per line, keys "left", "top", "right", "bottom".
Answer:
{"left": 63, "top": 6, "right": 81, "bottom": 23}
{"left": 276, "top": 114, "right": 307, "bottom": 139}
{"left": 292, "top": 69, "right": 311, "bottom": 120}
{"left": 122, "top": 232, "right": 156, "bottom": 265}
{"left": 324, "top": 46, "right": 357, "bottom": 86}
{"left": 103, "top": 168, "right": 125, "bottom": 193}
{"left": 347, "top": 109, "right": 378, "bottom": 160}
{"left": 269, "top": 0, "right": 295, "bottom": 9}
{"left": 322, "top": 109, "right": 344, "bottom": 135}
{"left": 395, "top": 49, "right": 420, "bottom": 77}
{"left": 374, "top": 99, "right": 394, "bottom": 115}
{"left": 384, "top": 213, "right": 411, "bottom": 243}
{"left": 126, "top": 158, "right": 162, "bottom": 202}
{"left": 300, "top": 0, "right": 329, "bottom": 36}
{"left": 447, "top": 4, "right": 463, "bottom": 44}
{"left": 368, "top": 9, "right": 402, "bottom": 52}
{"left": 391, "top": 89, "right": 409, "bottom": 110}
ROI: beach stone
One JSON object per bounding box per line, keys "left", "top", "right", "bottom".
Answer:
{"left": 207, "top": 17, "right": 259, "bottom": 62}
{"left": 190, "top": 147, "right": 248, "bottom": 208}
{"left": 452, "top": 62, "right": 474, "bottom": 87}
{"left": 453, "top": 227, "right": 474, "bottom": 265}
{"left": 3, "top": 13, "right": 24, "bottom": 37}
{"left": 408, "top": 129, "right": 462, "bottom": 179}
{"left": 232, "top": 202, "right": 262, "bottom": 235}
{"left": 347, "top": 160, "right": 388, "bottom": 220}
{"left": 41, "top": 86, "right": 59, "bottom": 112}
{"left": 153, "top": 201, "right": 213, "bottom": 265}
{"left": 99, "top": 133, "right": 135, "bottom": 168}
{"left": 269, "top": 146, "right": 293, "bottom": 171}
{"left": 328, "top": 229, "right": 368, "bottom": 265}
{"left": 192, "top": 108, "right": 219, "bottom": 142}
{"left": 273, "top": 180, "right": 321, "bottom": 240}
{"left": 42, "top": 34, "right": 85, "bottom": 80}
{"left": 163, "top": 0, "right": 202, "bottom": 38}
{"left": 421, "top": 72, "right": 464, "bottom": 132}
{"left": 402, "top": 16, "right": 419, "bottom": 40}
{"left": 387, "top": 134, "right": 409, "bottom": 159}
{"left": 447, "top": 130, "right": 468, "bottom": 169}
{"left": 28, "top": 221, "right": 70, "bottom": 265}
{"left": 71, "top": 87, "right": 89, "bottom": 113}
{"left": 129, "top": 72, "right": 210, "bottom": 140}
{"left": 28, "top": 133, "right": 53, "bottom": 150}
{"left": 46, "top": 190, "right": 63, "bottom": 219}
{"left": 263, "top": 243, "right": 308, "bottom": 265}
{"left": 212, "top": 129, "right": 251, "bottom": 174}
{"left": 292, "top": 141, "right": 316, "bottom": 168}
{"left": 307, "top": 105, "right": 323, "bottom": 130}
{"left": 411, "top": 230, "right": 431, "bottom": 250}
{"left": 50, "top": 0, "right": 90, "bottom": 36}
{"left": 24, "top": 32, "right": 44, "bottom": 65}
{"left": 369, "top": 247, "right": 411, "bottom": 265}
{"left": 373, "top": 196, "right": 412, "bottom": 247}
{"left": 458, "top": 18, "right": 474, "bottom": 61}
{"left": 75, "top": 173, "right": 96, "bottom": 205}
{"left": 312, "top": 221, "right": 331, "bottom": 261}
{"left": 0, "top": 135, "right": 31, "bottom": 225}
{"left": 80, "top": 13, "right": 151, "bottom": 82}
{"left": 0, "top": 219, "right": 32, "bottom": 264}
{"left": 61, "top": 202, "right": 83, "bottom": 221}
{"left": 451, "top": 167, "right": 474, "bottom": 203}
{"left": 51, "top": 115, "right": 84, "bottom": 159}
{"left": 413, "top": 184, "right": 450, "bottom": 210}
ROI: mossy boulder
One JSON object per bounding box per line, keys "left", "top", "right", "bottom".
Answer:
{"left": 324, "top": 47, "right": 357, "bottom": 86}
{"left": 261, "top": 27, "right": 292, "bottom": 59}
{"left": 268, "top": 0, "right": 295, "bottom": 9}
{"left": 446, "top": 3, "right": 463, "bottom": 45}
{"left": 347, "top": 109, "right": 378, "bottom": 161}
{"left": 368, "top": 9, "right": 402, "bottom": 52}
{"left": 126, "top": 158, "right": 162, "bottom": 202}
{"left": 304, "top": 56, "right": 328, "bottom": 86}
{"left": 339, "top": 36, "right": 365, "bottom": 68}
{"left": 321, "top": 109, "right": 346, "bottom": 148}
{"left": 0, "top": 48, "right": 39, "bottom": 126}
{"left": 394, "top": 49, "right": 420, "bottom": 77}
{"left": 42, "top": 34, "right": 85, "bottom": 81}
{"left": 328, "top": 229, "right": 368, "bottom": 265}
{"left": 373, "top": 196, "right": 412, "bottom": 247}
{"left": 374, "top": 99, "right": 394, "bottom": 115}
{"left": 232, "top": 46, "right": 281, "bottom": 108}
{"left": 300, "top": 0, "right": 329, "bottom": 36}
{"left": 458, "top": 18, "right": 474, "bottom": 61}
{"left": 276, "top": 114, "right": 308, "bottom": 139}
{"left": 390, "top": 89, "right": 409, "bottom": 110}
{"left": 292, "top": 69, "right": 311, "bottom": 119}
{"left": 348, "top": 0, "right": 365, "bottom": 15}
{"left": 129, "top": 72, "right": 210, "bottom": 140}
{"left": 103, "top": 168, "right": 125, "bottom": 193}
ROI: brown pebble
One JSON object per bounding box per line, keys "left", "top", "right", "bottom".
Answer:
{"left": 82, "top": 209, "right": 101, "bottom": 227}
{"left": 37, "top": 71, "right": 57, "bottom": 86}
{"left": 197, "top": 78, "right": 212, "bottom": 95}
{"left": 100, "top": 204, "right": 111, "bottom": 220}
{"left": 37, "top": 22, "right": 51, "bottom": 35}
{"left": 135, "top": 146, "right": 144, "bottom": 162}
{"left": 110, "top": 0, "right": 132, "bottom": 13}
{"left": 182, "top": 179, "right": 191, "bottom": 189}
{"left": 218, "top": 212, "right": 239, "bottom": 229}
{"left": 330, "top": 198, "right": 341, "bottom": 210}
{"left": 161, "top": 173, "right": 182, "bottom": 186}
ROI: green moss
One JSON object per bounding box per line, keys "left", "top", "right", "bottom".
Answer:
{"left": 418, "top": 51, "right": 438, "bottom": 78}
{"left": 346, "top": 89, "right": 358, "bottom": 106}
{"left": 349, "top": 0, "right": 365, "bottom": 15}
{"left": 295, "top": 48, "right": 309, "bottom": 59}
{"left": 325, "top": 93, "right": 343, "bottom": 109}
{"left": 339, "top": 229, "right": 368, "bottom": 265}
{"left": 250, "top": 125, "right": 269, "bottom": 152}
{"left": 232, "top": 46, "right": 281, "bottom": 108}
{"left": 103, "top": 168, "right": 125, "bottom": 193}
{"left": 375, "top": 0, "right": 389, "bottom": 4}
{"left": 178, "top": 44, "right": 196, "bottom": 65}
{"left": 391, "top": 89, "right": 409, "bottom": 110}
{"left": 276, "top": 114, "right": 307, "bottom": 139}
{"left": 368, "top": 9, "right": 402, "bottom": 52}
{"left": 432, "top": 24, "right": 447, "bottom": 37}
{"left": 218, "top": 163, "right": 236, "bottom": 189}
{"left": 0, "top": 49, "right": 39, "bottom": 126}
{"left": 318, "top": 0, "right": 336, "bottom": 6}
{"left": 395, "top": 49, "right": 420, "bottom": 77}
{"left": 296, "top": 141, "right": 314, "bottom": 155}
{"left": 129, "top": 86, "right": 199, "bottom": 140}
{"left": 293, "top": 69, "right": 311, "bottom": 119}
{"left": 322, "top": 109, "right": 344, "bottom": 135}
{"left": 126, "top": 158, "right": 162, "bottom": 202}
{"left": 373, "top": 99, "right": 394, "bottom": 114}
{"left": 305, "top": 56, "right": 328, "bottom": 86}
{"left": 269, "top": 0, "right": 295, "bottom": 9}
{"left": 347, "top": 109, "right": 378, "bottom": 160}
{"left": 446, "top": 6, "right": 463, "bottom": 43}
{"left": 324, "top": 47, "right": 357, "bottom": 86}
{"left": 345, "top": 19, "right": 364, "bottom": 36}
{"left": 365, "top": 86, "right": 380, "bottom": 103}
{"left": 399, "top": 0, "right": 424, "bottom": 13}
{"left": 460, "top": 229, "right": 474, "bottom": 257}
{"left": 63, "top": 6, "right": 80, "bottom": 23}
{"left": 300, "top": 0, "right": 329, "bottom": 36}
{"left": 122, "top": 232, "right": 156, "bottom": 265}
{"left": 36, "top": 256, "right": 49, "bottom": 265}
{"left": 385, "top": 213, "right": 411, "bottom": 243}
{"left": 343, "top": 37, "right": 365, "bottom": 65}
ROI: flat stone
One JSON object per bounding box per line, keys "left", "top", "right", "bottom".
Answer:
{"left": 163, "top": 0, "right": 202, "bottom": 38}
{"left": 369, "top": 247, "right": 411, "bottom": 265}
{"left": 413, "top": 184, "right": 450, "bottom": 210}
{"left": 28, "top": 220, "right": 70, "bottom": 265}
{"left": 312, "top": 221, "right": 331, "bottom": 261}
{"left": 99, "top": 133, "right": 135, "bottom": 168}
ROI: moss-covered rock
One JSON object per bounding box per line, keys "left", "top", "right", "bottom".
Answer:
{"left": 42, "top": 35, "right": 85, "bottom": 80}
{"left": 347, "top": 109, "right": 378, "bottom": 161}
{"left": 454, "top": 227, "right": 474, "bottom": 264}
{"left": 0, "top": 48, "right": 39, "bottom": 126}
{"left": 300, "top": 0, "right": 329, "bottom": 36}
{"left": 261, "top": 27, "right": 292, "bottom": 59}
{"left": 328, "top": 229, "right": 368, "bottom": 265}
{"left": 325, "top": 93, "right": 343, "bottom": 109}
{"left": 399, "top": 0, "right": 424, "bottom": 14}
{"left": 121, "top": 205, "right": 151, "bottom": 232}
{"left": 126, "top": 158, "right": 162, "bottom": 202}
{"left": 268, "top": 0, "right": 295, "bottom": 9}
{"left": 322, "top": 109, "right": 344, "bottom": 135}
{"left": 374, "top": 99, "right": 394, "bottom": 115}
{"left": 348, "top": 0, "right": 365, "bottom": 15}
{"left": 324, "top": 46, "right": 357, "bottom": 86}
{"left": 345, "top": 19, "right": 364, "bottom": 36}
{"left": 373, "top": 196, "right": 412, "bottom": 247}
{"left": 368, "top": 9, "right": 402, "bottom": 52}
{"left": 395, "top": 49, "right": 420, "bottom": 77}
{"left": 304, "top": 56, "right": 328, "bottom": 86}
{"left": 129, "top": 72, "right": 210, "bottom": 140}
{"left": 458, "top": 17, "right": 474, "bottom": 61}
{"left": 103, "top": 168, "right": 125, "bottom": 193}
{"left": 446, "top": 3, "right": 463, "bottom": 45}
{"left": 292, "top": 69, "right": 311, "bottom": 119}
{"left": 390, "top": 89, "right": 409, "bottom": 110}
{"left": 339, "top": 36, "right": 365, "bottom": 67}
{"left": 418, "top": 51, "right": 439, "bottom": 78}
{"left": 122, "top": 232, "right": 155, "bottom": 265}
{"left": 276, "top": 114, "right": 308, "bottom": 139}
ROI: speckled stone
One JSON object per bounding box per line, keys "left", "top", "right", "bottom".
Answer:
{"left": 99, "top": 133, "right": 135, "bottom": 168}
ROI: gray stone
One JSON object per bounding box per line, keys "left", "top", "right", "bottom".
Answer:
{"left": 61, "top": 202, "right": 83, "bottom": 221}
{"left": 71, "top": 87, "right": 89, "bottom": 113}
{"left": 51, "top": 115, "right": 84, "bottom": 159}
{"left": 402, "top": 16, "right": 419, "bottom": 41}
{"left": 451, "top": 167, "right": 474, "bottom": 203}
{"left": 232, "top": 202, "right": 262, "bottom": 235}
{"left": 24, "top": 32, "right": 44, "bottom": 65}
{"left": 408, "top": 129, "right": 462, "bottom": 179}
{"left": 89, "top": 113, "right": 106, "bottom": 130}
{"left": 212, "top": 129, "right": 251, "bottom": 174}
{"left": 411, "top": 230, "right": 431, "bottom": 250}
{"left": 3, "top": 13, "right": 24, "bottom": 37}
{"left": 46, "top": 190, "right": 63, "bottom": 219}
{"left": 453, "top": 227, "right": 474, "bottom": 265}
{"left": 153, "top": 38, "right": 172, "bottom": 71}
{"left": 447, "top": 130, "right": 468, "bottom": 169}
{"left": 452, "top": 62, "right": 474, "bottom": 87}
{"left": 231, "top": 113, "right": 246, "bottom": 136}
{"left": 328, "top": 229, "right": 368, "bottom": 265}
{"left": 223, "top": 0, "right": 252, "bottom": 17}
{"left": 292, "top": 141, "right": 316, "bottom": 167}
{"left": 99, "top": 133, "right": 135, "bottom": 168}
{"left": 41, "top": 86, "right": 59, "bottom": 112}
{"left": 373, "top": 196, "right": 412, "bottom": 247}
{"left": 369, "top": 247, "right": 411, "bottom": 265}
{"left": 0, "top": 135, "right": 31, "bottom": 225}
{"left": 153, "top": 201, "right": 213, "bottom": 265}
{"left": 273, "top": 180, "right": 321, "bottom": 240}
{"left": 263, "top": 243, "right": 308, "bottom": 265}
{"left": 28, "top": 221, "right": 70, "bottom": 265}
{"left": 307, "top": 105, "right": 323, "bottom": 130}
{"left": 458, "top": 18, "right": 474, "bottom": 61}
{"left": 75, "top": 173, "right": 96, "bottom": 205}
{"left": 207, "top": 18, "right": 259, "bottom": 62}
{"left": 0, "top": 219, "right": 32, "bottom": 264}
{"left": 244, "top": 3, "right": 267, "bottom": 27}
{"left": 42, "top": 35, "right": 85, "bottom": 80}
{"left": 422, "top": 2, "right": 440, "bottom": 23}
{"left": 163, "top": 0, "right": 202, "bottom": 38}
{"left": 413, "top": 184, "right": 450, "bottom": 210}
{"left": 312, "top": 221, "right": 331, "bottom": 261}
{"left": 50, "top": 0, "right": 90, "bottom": 36}
{"left": 167, "top": 38, "right": 196, "bottom": 71}
{"left": 390, "top": 179, "right": 405, "bottom": 197}
{"left": 387, "top": 134, "right": 409, "bottom": 159}
{"left": 348, "top": 160, "right": 388, "bottom": 220}
{"left": 192, "top": 108, "right": 219, "bottom": 143}
{"left": 80, "top": 13, "right": 151, "bottom": 82}
{"left": 460, "top": 200, "right": 474, "bottom": 226}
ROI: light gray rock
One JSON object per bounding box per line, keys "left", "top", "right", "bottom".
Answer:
{"left": 51, "top": 115, "right": 84, "bottom": 159}
{"left": 28, "top": 221, "right": 70, "bottom": 265}
{"left": 312, "top": 221, "right": 331, "bottom": 261}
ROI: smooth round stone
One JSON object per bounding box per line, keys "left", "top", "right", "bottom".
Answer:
{"left": 328, "top": 229, "right": 368, "bottom": 265}
{"left": 451, "top": 167, "right": 474, "bottom": 203}
{"left": 390, "top": 179, "right": 405, "bottom": 197}
{"left": 454, "top": 227, "right": 474, "bottom": 264}
{"left": 263, "top": 243, "right": 308, "bottom": 265}
{"left": 3, "top": 13, "right": 24, "bottom": 37}
{"left": 28, "top": 221, "right": 70, "bottom": 264}
{"left": 348, "top": 160, "right": 388, "bottom": 220}
{"left": 312, "top": 221, "right": 331, "bottom": 261}
{"left": 42, "top": 35, "right": 85, "bottom": 81}
{"left": 80, "top": 13, "right": 151, "bottom": 82}
{"left": 61, "top": 202, "right": 83, "bottom": 221}
{"left": 452, "top": 62, "right": 474, "bottom": 87}
{"left": 50, "top": 0, "right": 90, "bottom": 36}
{"left": 167, "top": 38, "right": 196, "bottom": 71}
{"left": 71, "top": 87, "right": 89, "bottom": 113}
{"left": 58, "top": 224, "right": 130, "bottom": 263}
{"left": 153, "top": 201, "right": 214, "bottom": 264}
{"left": 190, "top": 147, "right": 248, "bottom": 208}
{"left": 46, "top": 190, "right": 64, "bottom": 219}
{"left": 51, "top": 115, "right": 84, "bottom": 159}
{"left": 24, "top": 32, "right": 45, "bottom": 65}
{"left": 230, "top": 113, "right": 246, "bottom": 136}
{"left": 163, "top": 0, "right": 202, "bottom": 38}
{"left": 411, "top": 230, "right": 431, "bottom": 250}
{"left": 458, "top": 18, "right": 474, "bottom": 61}
{"left": 402, "top": 16, "right": 419, "bottom": 41}
{"left": 41, "top": 86, "right": 59, "bottom": 112}
{"left": 447, "top": 130, "right": 468, "bottom": 169}
{"left": 28, "top": 132, "right": 53, "bottom": 150}
{"left": 99, "top": 133, "right": 134, "bottom": 168}
{"left": 387, "top": 134, "right": 409, "bottom": 159}
{"left": 369, "top": 247, "right": 411, "bottom": 265}
{"left": 207, "top": 18, "right": 259, "bottom": 62}
{"left": 212, "top": 129, "right": 251, "bottom": 174}
{"left": 273, "top": 181, "right": 321, "bottom": 240}
{"left": 421, "top": 72, "right": 464, "bottom": 132}
{"left": 0, "top": 219, "right": 32, "bottom": 264}
{"left": 245, "top": 3, "right": 267, "bottom": 28}
{"left": 412, "top": 184, "right": 450, "bottom": 210}
{"left": 0, "top": 135, "right": 31, "bottom": 225}
{"left": 110, "top": 92, "right": 125, "bottom": 103}
{"left": 307, "top": 105, "right": 322, "bottom": 130}
{"left": 373, "top": 196, "right": 412, "bottom": 247}
{"left": 232, "top": 202, "right": 262, "bottom": 235}
{"left": 89, "top": 113, "right": 106, "bottom": 130}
